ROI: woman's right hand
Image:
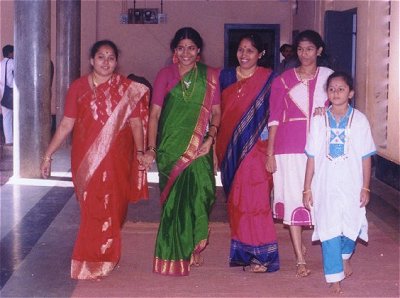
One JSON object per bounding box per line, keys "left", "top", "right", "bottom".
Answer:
{"left": 302, "top": 191, "right": 313, "bottom": 210}
{"left": 41, "top": 159, "right": 52, "bottom": 179}
{"left": 265, "top": 155, "right": 277, "bottom": 173}
{"left": 142, "top": 151, "right": 155, "bottom": 170}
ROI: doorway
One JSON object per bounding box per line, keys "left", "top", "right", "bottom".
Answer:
{"left": 324, "top": 9, "right": 357, "bottom": 78}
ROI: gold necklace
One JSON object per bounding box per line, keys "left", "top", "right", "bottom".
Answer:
{"left": 236, "top": 79, "right": 247, "bottom": 101}
{"left": 180, "top": 64, "right": 198, "bottom": 101}
{"left": 92, "top": 73, "right": 99, "bottom": 88}
{"left": 236, "top": 66, "right": 257, "bottom": 80}
{"left": 297, "top": 67, "right": 317, "bottom": 85}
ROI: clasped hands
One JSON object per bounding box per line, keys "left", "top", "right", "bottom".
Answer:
{"left": 138, "top": 137, "right": 214, "bottom": 171}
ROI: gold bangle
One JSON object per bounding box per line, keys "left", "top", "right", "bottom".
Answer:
{"left": 42, "top": 156, "right": 53, "bottom": 162}
{"left": 147, "top": 146, "right": 157, "bottom": 153}
{"left": 361, "top": 187, "right": 370, "bottom": 192}
{"left": 302, "top": 189, "right": 311, "bottom": 194}
{"left": 207, "top": 134, "right": 216, "bottom": 140}
{"left": 210, "top": 124, "right": 219, "bottom": 132}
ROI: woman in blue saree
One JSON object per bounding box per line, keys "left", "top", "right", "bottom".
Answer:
{"left": 216, "top": 34, "right": 279, "bottom": 273}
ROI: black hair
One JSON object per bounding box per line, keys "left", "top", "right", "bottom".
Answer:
{"left": 2, "top": 45, "right": 14, "bottom": 58}
{"left": 327, "top": 71, "right": 354, "bottom": 91}
{"left": 279, "top": 43, "right": 293, "bottom": 53}
{"left": 238, "top": 33, "right": 264, "bottom": 53}
{"left": 170, "top": 27, "right": 203, "bottom": 52}
{"left": 294, "top": 30, "right": 325, "bottom": 51}
{"left": 294, "top": 30, "right": 329, "bottom": 66}
{"left": 89, "top": 40, "right": 119, "bottom": 60}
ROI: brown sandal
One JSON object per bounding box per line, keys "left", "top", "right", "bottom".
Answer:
{"left": 296, "top": 262, "right": 311, "bottom": 277}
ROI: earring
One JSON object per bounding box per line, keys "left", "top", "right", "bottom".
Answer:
{"left": 172, "top": 52, "right": 179, "bottom": 64}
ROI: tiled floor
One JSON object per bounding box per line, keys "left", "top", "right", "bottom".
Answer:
{"left": 0, "top": 147, "right": 399, "bottom": 297}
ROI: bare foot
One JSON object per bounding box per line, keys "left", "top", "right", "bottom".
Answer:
{"left": 296, "top": 262, "right": 311, "bottom": 277}
{"left": 190, "top": 252, "right": 204, "bottom": 267}
{"left": 249, "top": 263, "right": 268, "bottom": 273}
{"left": 330, "top": 282, "right": 343, "bottom": 294}
{"left": 343, "top": 259, "right": 353, "bottom": 278}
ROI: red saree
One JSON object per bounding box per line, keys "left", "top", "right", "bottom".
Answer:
{"left": 65, "top": 74, "right": 149, "bottom": 279}
{"left": 216, "top": 67, "right": 279, "bottom": 271}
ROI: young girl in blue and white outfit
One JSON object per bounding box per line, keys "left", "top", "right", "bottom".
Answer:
{"left": 302, "top": 71, "right": 376, "bottom": 294}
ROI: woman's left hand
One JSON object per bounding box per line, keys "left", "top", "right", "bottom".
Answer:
{"left": 360, "top": 189, "right": 370, "bottom": 207}
{"left": 197, "top": 137, "right": 213, "bottom": 158}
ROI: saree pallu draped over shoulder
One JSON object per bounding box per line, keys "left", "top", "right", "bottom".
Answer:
{"left": 70, "top": 74, "right": 149, "bottom": 279}
{"left": 153, "top": 63, "right": 217, "bottom": 276}
{"left": 216, "top": 67, "right": 279, "bottom": 272}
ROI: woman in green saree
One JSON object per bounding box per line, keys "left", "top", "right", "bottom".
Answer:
{"left": 144, "top": 27, "right": 221, "bottom": 276}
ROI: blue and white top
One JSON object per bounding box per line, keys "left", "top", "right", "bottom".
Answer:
{"left": 305, "top": 106, "right": 376, "bottom": 242}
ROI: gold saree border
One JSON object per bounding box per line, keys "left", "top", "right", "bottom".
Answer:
{"left": 71, "top": 259, "right": 117, "bottom": 280}
{"left": 153, "top": 257, "right": 190, "bottom": 276}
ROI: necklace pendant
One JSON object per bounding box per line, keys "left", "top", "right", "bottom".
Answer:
{"left": 183, "top": 80, "right": 191, "bottom": 89}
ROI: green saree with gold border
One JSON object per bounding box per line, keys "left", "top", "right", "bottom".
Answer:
{"left": 153, "top": 63, "right": 217, "bottom": 276}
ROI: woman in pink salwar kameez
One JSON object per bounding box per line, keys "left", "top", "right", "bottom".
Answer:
{"left": 266, "top": 30, "right": 333, "bottom": 277}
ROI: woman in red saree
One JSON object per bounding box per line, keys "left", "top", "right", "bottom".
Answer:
{"left": 40, "top": 40, "right": 149, "bottom": 279}
{"left": 216, "top": 34, "right": 279, "bottom": 273}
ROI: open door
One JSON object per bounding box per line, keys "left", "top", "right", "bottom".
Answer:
{"left": 324, "top": 9, "right": 357, "bottom": 77}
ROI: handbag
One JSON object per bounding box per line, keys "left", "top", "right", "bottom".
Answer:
{"left": 1, "top": 59, "right": 13, "bottom": 110}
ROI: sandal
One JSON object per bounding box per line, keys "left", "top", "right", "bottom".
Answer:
{"left": 296, "top": 262, "right": 311, "bottom": 277}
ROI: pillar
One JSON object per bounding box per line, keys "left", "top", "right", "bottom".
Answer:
{"left": 55, "top": 0, "right": 81, "bottom": 127}
{"left": 14, "top": 0, "right": 51, "bottom": 178}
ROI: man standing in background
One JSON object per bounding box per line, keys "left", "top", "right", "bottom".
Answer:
{"left": 0, "top": 45, "right": 14, "bottom": 146}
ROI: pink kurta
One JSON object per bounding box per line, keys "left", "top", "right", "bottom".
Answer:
{"left": 268, "top": 67, "right": 333, "bottom": 225}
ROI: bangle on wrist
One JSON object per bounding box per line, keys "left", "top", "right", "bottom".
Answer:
{"left": 210, "top": 124, "right": 219, "bottom": 132}
{"left": 137, "top": 150, "right": 144, "bottom": 154}
{"left": 147, "top": 146, "right": 157, "bottom": 153}
{"left": 206, "top": 133, "right": 216, "bottom": 145}
{"left": 42, "top": 155, "right": 53, "bottom": 162}
{"left": 361, "top": 187, "right": 370, "bottom": 192}
{"left": 302, "top": 189, "right": 311, "bottom": 194}
{"left": 266, "top": 153, "right": 274, "bottom": 157}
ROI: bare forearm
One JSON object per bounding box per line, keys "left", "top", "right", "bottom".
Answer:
{"left": 44, "top": 117, "right": 75, "bottom": 157}
{"left": 304, "top": 157, "right": 315, "bottom": 191}
{"left": 362, "top": 157, "right": 372, "bottom": 189}
{"left": 147, "top": 104, "right": 161, "bottom": 148}
{"left": 208, "top": 105, "right": 221, "bottom": 140}
{"left": 130, "top": 117, "right": 144, "bottom": 151}
{"left": 266, "top": 125, "right": 277, "bottom": 156}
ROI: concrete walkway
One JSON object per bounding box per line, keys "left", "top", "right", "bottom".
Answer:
{"left": 0, "top": 147, "right": 399, "bottom": 297}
